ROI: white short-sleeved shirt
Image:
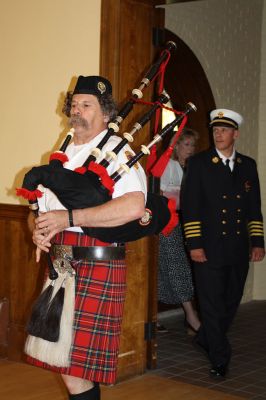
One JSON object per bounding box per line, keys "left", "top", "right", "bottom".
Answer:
{"left": 38, "top": 130, "right": 147, "bottom": 232}
{"left": 160, "top": 159, "right": 183, "bottom": 193}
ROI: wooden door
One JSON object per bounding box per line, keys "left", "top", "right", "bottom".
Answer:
{"left": 100, "top": 0, "right": 165, "bottom": 380}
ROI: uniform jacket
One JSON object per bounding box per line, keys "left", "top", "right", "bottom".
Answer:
{"left": 181, "top": 148, "right": 264, "bottom": 265}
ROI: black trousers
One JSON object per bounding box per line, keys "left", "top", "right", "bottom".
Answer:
{"left": 194, "top": 259, "right": 249, "bottom": 367}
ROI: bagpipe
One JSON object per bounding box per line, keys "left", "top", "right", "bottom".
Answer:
{"left": 17, "top": 42, "right": 197, "bottom": 365}
{"left": 17, "top": 98, "right": 196, "bottom": 243}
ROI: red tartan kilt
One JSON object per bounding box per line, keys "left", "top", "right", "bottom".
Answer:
{"left": 27, "top": 230, "right": 127, "bottom": 384}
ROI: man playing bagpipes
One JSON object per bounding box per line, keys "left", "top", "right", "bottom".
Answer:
{"left": 19, "top": 42, "right": 197, "bottom": 398}
{"left": 27, "top": 75, "right": 147, "bottom": 400}
{"left": 18, "top": 40, "right": 194, "bottom": 399}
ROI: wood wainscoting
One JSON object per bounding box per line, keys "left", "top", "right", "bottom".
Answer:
{"left": 0, "top": 204, "right": 46, "bottom": 361}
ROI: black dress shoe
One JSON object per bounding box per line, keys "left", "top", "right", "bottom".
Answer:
{"left": 210, "top": 364, "right": 227, "bottom": 378}
{"left": 156, "top": 323, "right": 169, "bottom": 333}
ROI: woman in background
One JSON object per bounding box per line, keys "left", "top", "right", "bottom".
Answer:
{"left": 158, "top": 128, "right": 200, "bottom": 334}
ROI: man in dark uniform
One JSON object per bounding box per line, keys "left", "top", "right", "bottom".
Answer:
{"left": 181, "top": 108, "right": 265, "bottom": 378}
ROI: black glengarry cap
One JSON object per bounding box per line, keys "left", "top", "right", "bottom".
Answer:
{"left": 73, "top": 75, "right": 112, "bottom": 96}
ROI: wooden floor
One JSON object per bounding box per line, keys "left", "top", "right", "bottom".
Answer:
{"left": 0, "top": 360, "right": 245, "bottom": 400}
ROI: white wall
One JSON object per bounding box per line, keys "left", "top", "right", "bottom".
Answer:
{"left": 256, "top": 1, "right": 266, "bottom": 299}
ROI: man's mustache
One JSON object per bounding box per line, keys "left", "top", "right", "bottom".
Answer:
{"left": 69, "top": 115, "right": 89, "bottom": 128}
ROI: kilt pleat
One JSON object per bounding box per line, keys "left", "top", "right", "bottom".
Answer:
{"left": 27, "top": 230, "right": 127, "bottom": 384}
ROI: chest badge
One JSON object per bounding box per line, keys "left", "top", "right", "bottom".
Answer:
{"left": 212, "top": 156, "right": 219, "bottom": 164}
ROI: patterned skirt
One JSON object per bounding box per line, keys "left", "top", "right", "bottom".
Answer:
{"left": 27, "top": 230, "right": 127, "bottom": 384}
{"left": 158, "top": 224, "right": 194, "bottom": 304}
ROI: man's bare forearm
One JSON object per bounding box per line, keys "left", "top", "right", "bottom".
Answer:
{"left": 73, "top": 191, "right": 145, "bottom": 228}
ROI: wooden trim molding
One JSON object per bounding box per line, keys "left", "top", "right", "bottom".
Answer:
{"left": 0, "top": 203, "right": 28, "bottom": 220}
{"left": 0, "top": 203, "right": 45, "bottom": 361}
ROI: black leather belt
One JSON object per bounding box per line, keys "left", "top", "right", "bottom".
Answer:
{"left": 52, "top": 244, "right": 125, "bottom": 261}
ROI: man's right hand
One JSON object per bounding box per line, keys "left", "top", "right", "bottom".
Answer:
{"left": 190, "top": 248, "right": 207, "bottom": 262}
{"left": 32, "top": 226, "right": 51, "bottom": 262}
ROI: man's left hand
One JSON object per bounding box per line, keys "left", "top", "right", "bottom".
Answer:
{"left": 36, "top": 210, "right": 69, "bottom": 244}
{"left": 250, "top": 247, "right": 265, "bottom": 262}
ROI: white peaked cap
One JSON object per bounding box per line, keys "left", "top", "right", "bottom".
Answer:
{"left": 210, "top": 108, "right": 243, "bottom": 129}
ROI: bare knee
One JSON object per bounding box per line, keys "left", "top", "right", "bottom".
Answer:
{"left": 61, "top": 374, "right": 94, "bottom": 395}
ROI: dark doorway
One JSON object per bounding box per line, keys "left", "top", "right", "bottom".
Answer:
{"left": 163, "top": 28, "right": 215, "bottom": 152}
{"left": 158, "top": 28, "right": 216, "bottom": 315}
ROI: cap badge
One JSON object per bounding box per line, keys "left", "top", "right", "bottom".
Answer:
{"left": 97, "top": 81, "right": 106, "bottom": 94}
{"left": 212, "top": 156, "right": 219, "bottom": 164}
{"left": 218, "top": 112, "right": 224, "bottom": 118}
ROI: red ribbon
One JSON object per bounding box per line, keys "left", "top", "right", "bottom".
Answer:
{"left": 16, "top": 188, "right": 43, "bottom": 201}
{"left": 87, "top": 162, "right": 115, "bottom": 195}
{"left": 49, "top": 152, "right": 69, "bottom": 164}
{"left": 161, "top": 198, "right": 179, "bottom": 236}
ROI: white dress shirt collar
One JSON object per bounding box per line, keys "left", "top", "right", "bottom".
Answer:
{"left": 216, "top": 148, "right": 236, "bottom": 170}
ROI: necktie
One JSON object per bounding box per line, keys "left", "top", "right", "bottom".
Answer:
{"left": 225, "top": 158, "right": 231, "bottom": 172}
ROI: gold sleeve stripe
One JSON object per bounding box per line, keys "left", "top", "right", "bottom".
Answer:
{"left": 184, "top": 225, "right": 201, "bottom": 232}
{"left": 249, "top": 228, "right": 264, "bottom": 232}
{"left": 183, "top": 221, "right": 201, "bottom": 227}
{"left": 248, "top": 221, "right": 263, "bottom": 227}
{"left": 184, "top": 224, "right": 201, "bottom": 231}
{"left": 184, "top": 228, "right": 201, "bottom": 234}
{"left": 249, "top": 231, "right": 264, "bottom": 236}
{"left": 185, "top": 229, "right": 201, "bottom": 234}
{"left": 185, "top": 233, "right": 202, "bottom": 238}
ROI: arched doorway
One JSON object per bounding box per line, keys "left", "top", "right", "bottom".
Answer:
{"left": 157, "top": 29, "right": 216, "bottom": 317}
{"left": 163, "top": 28, "right": 215, "bottom": 152}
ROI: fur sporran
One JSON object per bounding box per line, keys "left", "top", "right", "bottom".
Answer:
{"left": 25, "top": 262, "right": 75, "bottom": 367}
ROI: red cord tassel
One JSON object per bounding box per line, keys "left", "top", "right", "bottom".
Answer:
{"left": 161, "top": 198, "right": 179, "bottom": 236}
{"left": 150, "top": 146, "right": 174, "bottom": 178}
{"left": 74, "top": 166, "right": 87, "bottom": 175}
{"left": 146, "top": 145, "right": 158, "bottom": 174}
{"left": 16, "top": 188, "right": 43, "bottom": 200}
{"left": 49, "top": 152, "right": 69, "bottom": 163}
{"left": 87, "top": 162, "right": 115, "bottom": 195}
